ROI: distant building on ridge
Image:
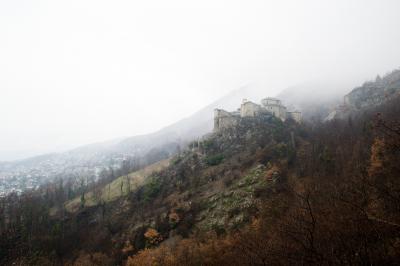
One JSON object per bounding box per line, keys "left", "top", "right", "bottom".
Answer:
{"left": 214, "top": 97, "right": 301, "bottom": 131}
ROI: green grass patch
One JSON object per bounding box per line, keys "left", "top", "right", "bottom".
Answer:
{"left": 63, "top": 159, "right": 170, "bottom": 213}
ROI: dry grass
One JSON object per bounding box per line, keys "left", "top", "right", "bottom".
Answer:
{"left": 64, "top": 159, "right": 170, "bottom": 213}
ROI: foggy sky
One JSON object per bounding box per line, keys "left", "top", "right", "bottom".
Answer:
{"left": 1, "top": 0, "right": 400, "bottom": 160}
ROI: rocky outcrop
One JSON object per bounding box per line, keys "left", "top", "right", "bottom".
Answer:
{"left": 326, "top": 69, "right": 400, "bottom": 120}
{"left": 345, "top": 69, "right": 400, "bottom": 109}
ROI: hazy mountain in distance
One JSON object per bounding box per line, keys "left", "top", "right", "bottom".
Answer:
{"left": 0, "top": 79, "right": 358, "bottom": 195}
{"left": 117, "top": 84, "right": 269, "bottom": 150}
{"left": 0, "top": 85, "right": 271, "bottom": 194}
{"left": 277, "top": 80, "right": 355, "bottom": 120}
{"left": 49, "top": 85, "right": 269, "bottom": 158}
{"left": 327, "top": 69, "right": 400, "bottom": 120}
{"left": 0, "top": 79, "right": 362, "bottom": 163}
{"left": 0, "top": 150, "right": 47, "bottom": 162}
{"left": 0, "top": 79, "right": 352, "bottom": 167}
{"left": 115, "top": 80, "right": 355, "bottom": 153}
{"left": 59, "top": 76, "right": 394, "bottom": 158}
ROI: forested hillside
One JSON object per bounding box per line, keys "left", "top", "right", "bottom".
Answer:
{"left": 125, "top": 95, "right": 400, "bottom": 266}
{"left": 1, "top": 79, "right": 400, "bottom": 265}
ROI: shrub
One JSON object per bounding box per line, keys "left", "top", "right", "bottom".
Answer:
{"left": 144, "top": 228, "right": 163, "bottom": 247}
{"left": 202, "top": 139, "right": 216, "bottom": 151}
{"left": 142, "top": 177, "right": 162, "bottom": 202}
{"left": 271, "top": 143, "right": 288, "bottom": 158}
{"left": 205, "top": 154, "right": 224, "bottom": 166}
{"left": 168, "top": 211, "right": 180, "bottom": 227}
{"left": 171, "top": 156, "right": 182, "bottom": 165}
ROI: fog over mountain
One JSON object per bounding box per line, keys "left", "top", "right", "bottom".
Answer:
{"left": 2, "top": 1, "right": 400, "bottom": 265}
{"left": 1, "top": 0, "right": 400, "bottom": 160}
{"left": 0, "top": 80, "right": 353, "bottom": 195}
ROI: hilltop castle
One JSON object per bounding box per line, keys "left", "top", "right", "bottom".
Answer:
{"left": 214, "top": 97, "right": 301, "bottom": 131}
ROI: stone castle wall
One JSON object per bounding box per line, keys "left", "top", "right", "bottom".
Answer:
{"left": 240, "top": 101, "right": 264, "bottom": 117}
{"left": 214, "top": 109, "right": 239, "bottom": 131}
{"left": 287, "top": 111, "right": 301, "bottom": 123}
{"left": 263, "top": 104, "right": 287, "bottom": 120}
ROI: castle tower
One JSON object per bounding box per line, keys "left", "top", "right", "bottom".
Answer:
{"left": 261, "top": 97, "right": 287, "bottom": 120}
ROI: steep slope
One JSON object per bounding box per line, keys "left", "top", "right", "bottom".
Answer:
{"left": 123, "top": 78, "right": 400, "bottom": 266}
{"left": 2, "top": 71, "right": 400, "bottom": 265}
{"left": 1, "top": 113, "right": 301, "bottom": 265}
{"left": 344, "top": 69, "right": 400, "bottom": 109}
{"left": 327, "top": 69, "right": 400, "bottom": 120}
{"left": 64, "top": 159, "right": 170, "bottom": 213}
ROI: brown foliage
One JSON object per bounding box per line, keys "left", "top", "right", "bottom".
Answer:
{"left": 144, "top": 228, "right": 163, "bottom": 247}
{"left": 73, "top": 252, "right": 114, "bottom": 266}
{"left": 126, "top": 105, "right": 400, "bottom": 265}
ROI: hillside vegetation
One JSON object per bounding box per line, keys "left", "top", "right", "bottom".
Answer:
{"left": 1, "top": 81, "right": 400, "bottom": 265}
{"left": 64, "top": 159, "right": 170, "bottom": 213}
{"left": 1, "top": 115, "right": 301, "bottom": 265}
{"left": 125, "top": 96, "right": 400, "bottom": 266}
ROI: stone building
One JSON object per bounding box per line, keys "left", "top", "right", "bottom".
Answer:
{"left": 261, "top": 97, "right": 287, "bottom": 120}
{"left": 240, "top": 99, "right": 265, "bottom": 117}
{"left": 214, "top": 109, "right": 240, "bottom": 129}
{"left": 287, "top": 111, "right": 302, "bottom": 123}
{"left": 214, "top": 97, "right": 301, "bottom": 131}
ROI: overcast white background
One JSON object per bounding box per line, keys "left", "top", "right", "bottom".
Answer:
{"left": 1, "top": 0, "right": 400, "bottom": 160}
